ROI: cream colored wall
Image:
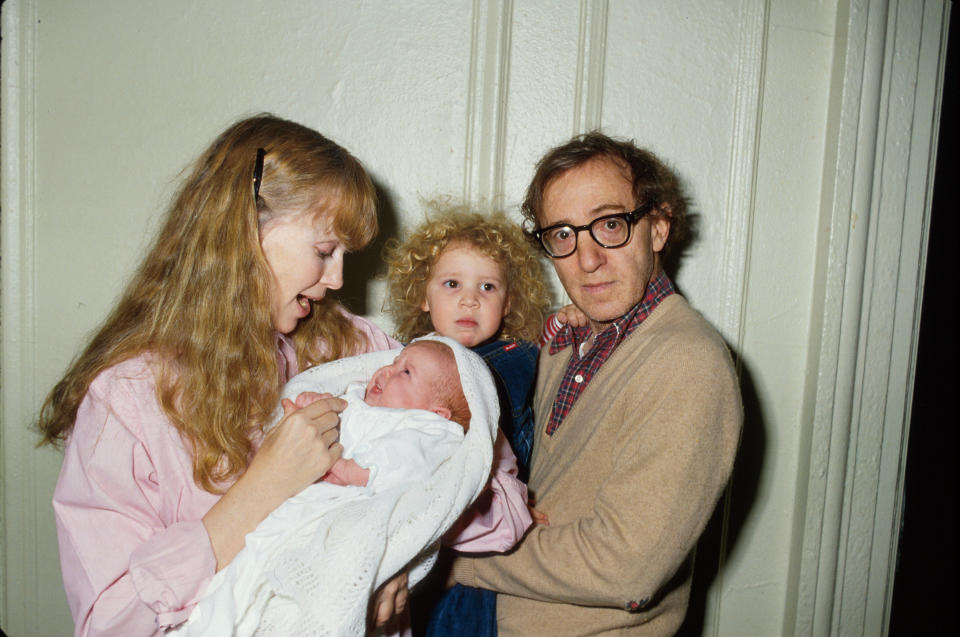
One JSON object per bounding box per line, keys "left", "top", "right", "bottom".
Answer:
{"left": 1, "top": 1, "right": 947, "bottom": 635}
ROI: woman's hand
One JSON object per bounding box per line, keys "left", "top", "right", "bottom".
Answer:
{"left": 202, "top": 394, "right": 346, "bottom": 569}
{"left": 250, "top": 394, "right": 346, "bottom": 499}
{"left": 370, "top": 571, "right": 409, "bottom": 631}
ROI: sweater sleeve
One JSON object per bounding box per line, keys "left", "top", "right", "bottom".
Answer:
{"left": 53, "top": 369, "right": 218, "bottom": 636}
{"left": 452, "top": 337, "right": 741, "bottom": 611}
{"left": 444, "top": 430, "right": 533, "bottom": 553}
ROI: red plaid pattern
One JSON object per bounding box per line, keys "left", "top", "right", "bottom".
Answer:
{"left": 545, "top": 271, "right": 674, "bottom": 435}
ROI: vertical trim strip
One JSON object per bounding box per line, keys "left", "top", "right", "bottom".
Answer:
{"left": 717, "top": 0, "right": 768, "bottom": 351}
{"left": 1, "top": 0, "right": 40, "bottom": 633}
{"left": 791, "top": 1, "right": 948, "bottom": 635}
{"left": 708, "top": 2, "right": 769, "bottom": 635}
{"left": 573, "top": 0, "right": 608, "bottom": 135}
{"left": 463, "top": 0, "right": 514, "bottom": 206}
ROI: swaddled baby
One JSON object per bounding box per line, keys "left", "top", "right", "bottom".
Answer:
{"left": 174, "top": 336, "right": 499, "bottom": 637}
{"left": 289, "top": 339, "right": 471, "bottom": 489}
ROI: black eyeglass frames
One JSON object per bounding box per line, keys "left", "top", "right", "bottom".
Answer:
{"left": 532, "top": 202, "right": 655, "bottom": 258}
{"left": 252, "top": 148, "right": 266, "bottom": 200}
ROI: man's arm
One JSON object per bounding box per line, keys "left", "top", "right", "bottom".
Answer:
{"left": 453, "top": 339, "right": 741, "bottom": 610}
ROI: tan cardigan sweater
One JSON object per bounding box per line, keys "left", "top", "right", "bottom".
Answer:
{"left": 453, "top": 294, "right": 742, "bottom": 635}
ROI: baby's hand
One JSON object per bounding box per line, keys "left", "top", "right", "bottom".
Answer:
{"left": 555, "top": 304, "right": 589, "bottom": 329}
{"left": 281, "top": 391, "right": 333, "bottom": 416}
{"left": 322, "top": 458, "right": 370, "bottom": 487}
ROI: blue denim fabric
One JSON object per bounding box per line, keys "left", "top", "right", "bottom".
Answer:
{"left": 424, "top": 585, "right": 497, "bottom": 637}
{"left": 423, "top": 340, "right": 538, "bottom": 637}
{"left": 471, "top": 339, "right": 538, "bottom": 477}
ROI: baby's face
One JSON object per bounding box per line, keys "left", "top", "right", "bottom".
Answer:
{"left": 364, "top": 343, "right": 450, "bottom": 412}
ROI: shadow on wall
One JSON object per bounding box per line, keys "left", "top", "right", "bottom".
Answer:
{"left": 677, "top": 356, "right": 765, "bottom": 637}
{"left": 332, "top": 179, "right": 400, "bottom": 318}
{"left": 661, "top": 186, "right": 764, "bottom": 635}
{"left": 660, "top": 210, "right": 698, "bottom": 284}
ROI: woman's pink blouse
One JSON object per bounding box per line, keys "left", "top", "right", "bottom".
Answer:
{"left": 53, "top": 316, "right": 398, "bottom": 636}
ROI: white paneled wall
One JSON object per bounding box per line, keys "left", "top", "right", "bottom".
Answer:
{"left": 1, "top": 1, "right": 948, "bottom": 635}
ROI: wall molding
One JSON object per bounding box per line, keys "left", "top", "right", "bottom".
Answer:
{"left": 717, "top": 0, "right": 769, "bottom": 351}
{"left": 573, "top": 0, "right": 608, "bottom": 135}
{"left": 704, "top": 2, "right": 769, "bottom": 635}
{"left": 1, "top": 0, "right": 40, "bottom": 633}
{"left": 462, "top": 0, "right": 514, "bottom": 206}
{"left": 792, "top": 1, "right": 948, "bottom": 635}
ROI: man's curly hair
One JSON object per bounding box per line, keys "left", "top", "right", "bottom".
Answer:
{"left": 385, "top": 204, "right": 549, "bottom": 344}
{"left": 521, "top": 131, "right": 689, "bottom": 257}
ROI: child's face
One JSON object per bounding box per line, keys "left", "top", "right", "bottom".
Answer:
{"left": 364, "top": 343, "right": 452, "bottom": 418}
{"left": 421, "top": 244, "right": 509, "bottom": 347}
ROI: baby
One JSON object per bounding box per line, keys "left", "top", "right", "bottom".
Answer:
{"left": 305, "top": 340, "right": 472, "bottom": 488}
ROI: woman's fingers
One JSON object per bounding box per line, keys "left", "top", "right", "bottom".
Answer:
{"left": 272, "top": 396, "right": 344, "bottom": 442}
{"left": 253, "top": 396, "right": 347, "bottom": 495}
{"left": 293, "top": 390, "right": 332, "bottom": 409}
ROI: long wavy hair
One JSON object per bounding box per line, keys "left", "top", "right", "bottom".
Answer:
{"left": 37, "top": 114, "right": 377, "bottom": 493}
{"left": 384, "top": 204, "right": 549, "bottom": 343}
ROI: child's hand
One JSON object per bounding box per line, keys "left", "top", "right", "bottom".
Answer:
{"left": 528, "top": 493, "right": 549, "bottom": 525}
{"left": 556, "top": 303, "right": 589, "bottom": 329}
{"left": 529, "top": 506, "right": 549, "bottom": 526}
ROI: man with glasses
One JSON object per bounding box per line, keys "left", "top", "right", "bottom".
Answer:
{"left": 450, "top": 132, "right": 742, "bottom": 636}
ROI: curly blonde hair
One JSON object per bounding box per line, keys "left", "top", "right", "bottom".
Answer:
{"left": 385, "top": 204, "right": 549, "bottom": 343}
{"left": 37, "top": 114, "right": 377, "bottom": 493}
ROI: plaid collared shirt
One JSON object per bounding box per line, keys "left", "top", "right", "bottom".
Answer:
{"left": 545, "top": 271, "right": 674, "bottom": 435}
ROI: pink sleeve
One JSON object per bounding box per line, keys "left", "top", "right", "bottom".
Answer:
{"left": 444, "top": 430, "right": 533, "bottom": 553}
{"left": 346, "top": 312, "right": 402, "bottom": 353}
{"left": 53, "top": 368, "right": 218, "bottom": 636}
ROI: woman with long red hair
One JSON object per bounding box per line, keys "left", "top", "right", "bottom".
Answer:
{"left": 38, "top": 114, "right": 404, "bottom": 636}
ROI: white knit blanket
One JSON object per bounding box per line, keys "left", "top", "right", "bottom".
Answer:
{"left": 173, "top": 335, "right": 498, "bottom": 636}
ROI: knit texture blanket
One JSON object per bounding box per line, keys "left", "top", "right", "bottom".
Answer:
{"left": 172, "top": 335, "right": 498, "bottom": 636}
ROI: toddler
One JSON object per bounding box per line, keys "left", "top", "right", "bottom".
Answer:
{"left": 384, "top": 204, "right": 554, "bottom": 635}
